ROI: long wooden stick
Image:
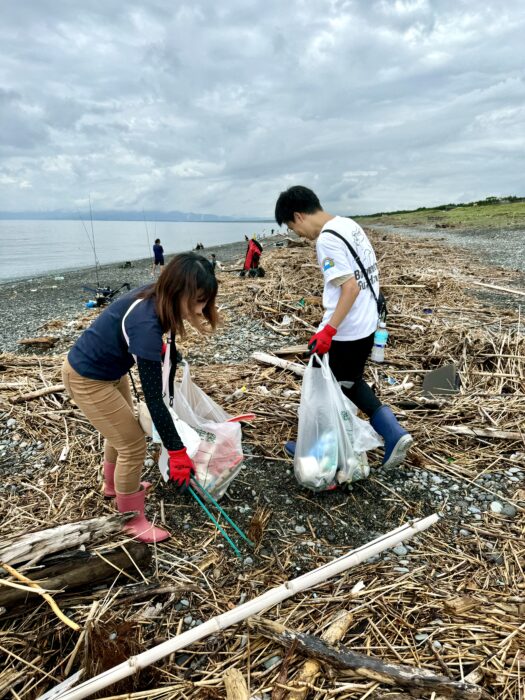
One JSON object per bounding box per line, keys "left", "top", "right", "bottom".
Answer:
{"left": 252, "top": 618, "right": 489, "bottom": 700}
{"left": 274, "top": 344, "right": 309, "bottom": 356}
{"left": 10, "top": 383, "right": 65, "bottom": 404}
{"left": 286, "top": 611, "right": 354, "bottom": 700}
{"left": 442, "top": 425, "right": 523, "bottom": 440}
{"left": 0, "top": 542, "right": 151, "bottom": 609}
{"left": 0, "top": 513, "right": 134, "bottom": 566}
{"left": 43, "top": 514, "right": 439, "bottom": 700}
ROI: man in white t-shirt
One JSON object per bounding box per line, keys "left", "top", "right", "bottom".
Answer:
{"left": 274, "top": 185, "right": 413, "bottom": 470}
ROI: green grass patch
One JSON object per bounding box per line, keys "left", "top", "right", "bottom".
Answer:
{"left": 356, "top": 199, "right": 525, "bottom": 231}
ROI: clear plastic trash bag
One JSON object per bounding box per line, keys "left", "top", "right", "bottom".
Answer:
{"left": 162, "top": 361, "right": 247, "bottom": 499}
{"left": 138, "top": 400, "right": 200, "bottom": 459}
{"left": 124, "top": 305, "right": 246, "bottom": 498}
{"left": 294, "top": 354, "right": 383, "bottom": 492}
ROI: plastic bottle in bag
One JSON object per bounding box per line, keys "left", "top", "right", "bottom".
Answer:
{"left": 295, "top": 431, "right": 338, "bottom": 490}
{"left": 344, "top": 454, "right": 370, "bottom": 482}
{"left": 371, "top": 322, "right": 388, "bottom": 363}
{"left": 310, "top": 431, "right": 338, "bottom": 473}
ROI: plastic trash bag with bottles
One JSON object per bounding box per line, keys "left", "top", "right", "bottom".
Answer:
{"left": 162, "top": 361, "right": 255, "bottom": 499}
{"left": 294, "top": 354, "right": 383, "bottom": 492}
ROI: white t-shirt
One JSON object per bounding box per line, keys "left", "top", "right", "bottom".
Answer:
{"left": 316, "top": 216, "right": 379, "bottom": 341}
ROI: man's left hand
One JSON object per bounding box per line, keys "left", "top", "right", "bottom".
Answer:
{"left": 308, "top": 324, "right": 337, "bottom": 355}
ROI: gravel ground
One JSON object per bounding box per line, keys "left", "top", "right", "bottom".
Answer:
{"left": 370, "top": 223, "right": 525, "bottom": 310}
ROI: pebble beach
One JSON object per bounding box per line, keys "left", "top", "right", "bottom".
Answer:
{"left": 0, "top": 236, "right": 285, "bottom": 354}
{"left": 1, "top": 226, "right": 524, "bottom": 699}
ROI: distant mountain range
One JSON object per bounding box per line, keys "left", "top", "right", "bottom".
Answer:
{"left": 0, "top": 209, "right": 269, "bottom": 222}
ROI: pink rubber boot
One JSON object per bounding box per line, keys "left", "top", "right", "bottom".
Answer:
{"left": 103, "top": 460, "right": 151, "bottom": 498}
{"left": 116, "top": 488, "right": 170, "bottom": 543}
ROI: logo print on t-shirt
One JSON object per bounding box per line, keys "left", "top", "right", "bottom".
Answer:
{"left": 352, "top": 227, "right": 366, "bottom": 249}
{"left": 322, "top": 257, "right": 335, "bottom": 271}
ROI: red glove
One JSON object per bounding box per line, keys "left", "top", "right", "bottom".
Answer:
{"left": 168, "top": 448, "right": 196, "bottom": 489}
{"left": 308, "top": 324, "right": 337, "bottom": 355}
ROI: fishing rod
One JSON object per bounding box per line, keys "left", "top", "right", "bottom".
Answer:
{"left": 76, "top": 205, "right": 100, "bottom": 287}
{"left": 88, "top": 196, "right": 100, "bottom": 287}
{"left": 75, "top": 198, "right": 131, "bottom": 308}
{"left": 142, "top": 209, "right": 151, "bottom": 253}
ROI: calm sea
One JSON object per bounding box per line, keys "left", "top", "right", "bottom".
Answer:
{"left": 0, "top": 220, "right": 277, "bottom": 282}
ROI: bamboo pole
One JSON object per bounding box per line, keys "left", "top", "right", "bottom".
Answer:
{"left": 45, "top": 514, "right": 439, "bottom": 700}
{"left": 467, "top": 280, "right": 525, "bottom": 297}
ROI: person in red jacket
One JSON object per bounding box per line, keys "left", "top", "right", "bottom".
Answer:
{"left": 62, "top": 253, "right": 218, "bottom": 543}
{"left": 241, "top": 235, "right": 263, "bottom": 277}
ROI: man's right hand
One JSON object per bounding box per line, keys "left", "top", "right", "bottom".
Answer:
{"left": 308, "top": 324, "right": 337, "bottom": 355}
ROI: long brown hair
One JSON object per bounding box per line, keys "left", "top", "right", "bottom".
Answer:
{"left": 139, "top": 253, "right": 218, "bottom": 337}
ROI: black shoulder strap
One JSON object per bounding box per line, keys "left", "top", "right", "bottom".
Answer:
{"left": 322, "top": 228, "right": 379, "bottom": 304}
{"left": 128, "top": 369, "right": 140, "bottom": 401}
{"left": 168, "top": 335, "right": 177, "bottom": 404}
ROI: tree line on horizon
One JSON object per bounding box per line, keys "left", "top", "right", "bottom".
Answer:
{"left": 358, "top": 195, "right": 525, "bottom": 218}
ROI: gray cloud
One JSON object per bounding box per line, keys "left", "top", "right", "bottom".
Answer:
{"left": 0, "top": 0, "right": 524, "bottom": 215}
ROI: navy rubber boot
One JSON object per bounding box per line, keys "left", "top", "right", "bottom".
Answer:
{"left": 284, "top": 441, "right": 296, "bottom": 458}
{"left": 370, "top": 406, "right": 413, "bottom": 468}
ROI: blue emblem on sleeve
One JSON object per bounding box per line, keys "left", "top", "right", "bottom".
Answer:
{"left": 322, "top": 257, "right": 335, "bottom": 272}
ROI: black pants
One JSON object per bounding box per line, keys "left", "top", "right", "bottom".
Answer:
{"left": 327, "top": 334, "right": 381, "bottom": 418}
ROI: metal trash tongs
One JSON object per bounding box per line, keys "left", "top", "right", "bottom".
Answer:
{"left": 188, "top": 478, "right": 254, "bottom": 559}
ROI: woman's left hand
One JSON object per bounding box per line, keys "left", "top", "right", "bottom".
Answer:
{"left": 168, "top": 447, "right": 196, "bottom": 489}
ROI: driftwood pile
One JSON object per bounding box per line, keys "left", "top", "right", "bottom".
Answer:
{"left": 0, "top": 228, "right": 523, "bottom": 699}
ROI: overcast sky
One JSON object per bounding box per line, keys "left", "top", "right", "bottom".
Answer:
{"left": 1, "top": 1, "right": 524, "bottom": 217}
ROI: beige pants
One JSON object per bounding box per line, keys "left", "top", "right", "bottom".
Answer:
{"left": 62, "top": 358, "right": 145, "bottom": 494}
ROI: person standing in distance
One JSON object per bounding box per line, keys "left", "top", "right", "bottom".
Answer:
{"left": 274, "top": 185, "right": 413, "bottom": 469}
{"left": 62, "top": 253, "right": 218, "bottom": 543}
{"left": 152, "top": 238, "right": 164, "bottom": 277}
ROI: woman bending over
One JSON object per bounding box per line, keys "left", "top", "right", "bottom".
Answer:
{"left": 62, "top": 253, "right": 218, "bottom": 543}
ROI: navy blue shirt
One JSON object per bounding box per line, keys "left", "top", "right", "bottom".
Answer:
{"left": 68, "top": 286, "right": 163, "bottom": 380}
{"left": 153, "top": 244, "right": 164, "bottom": 263}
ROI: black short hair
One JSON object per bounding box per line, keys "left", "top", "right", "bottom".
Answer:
{"left": 274, "top": 186, "right": 322, "bottom": 226}
{"left": 154, "top": 238, "right": 160, "bottom": 244}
